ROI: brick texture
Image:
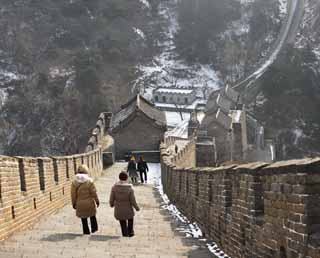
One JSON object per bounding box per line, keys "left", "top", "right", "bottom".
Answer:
{"left": 0, "top": 112, "right": 114, "bottom": 241}
{"left": 161, "top": 141, "right": 320, "bottom": 258}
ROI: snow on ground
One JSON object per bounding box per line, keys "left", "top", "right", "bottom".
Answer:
{"left": 165, "top": 111, "right": 190, "bottom": 128}
{"left": 279, "top": 0, "right": 288, "bottom": 15}
{"left": 134, "top": 0, "right": 221, "bottom": 98}
{"left": 139, "top": 0, "right": 150, "bottom": 9}
{"left": 0, "top": 88, "right": 8, "bottom": 108}
{"left": 149, "top": 163, "right": 231, "bottom": 258}
{"left": 49, "top": 67, "right": 74, "bottom": 79}
{"left": 0, "top": 69, "right": 25, "bottom": 107}
{"left": 293, "top": 128, "right": 304, "bottom": 145}
{"left": 314, "top": 47, "right": 320, "bottom": 60}
{"left": 133, "top": 27, "right": 146, "bottom": 40}
{"left": 0, "top": 69, "right": 24, "bottom": 86}
{"left": 165, "top": 119, "right": 189, "bottom": 138}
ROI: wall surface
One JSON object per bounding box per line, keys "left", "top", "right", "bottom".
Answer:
{"left": 161, "top": 140, "right": 320, "bottom": 258}
{"left": 112, "top": 113, "right": 165, "bottom": 160}
{"left": 0, "top": 149, "right": 103, "bottom": 241}
{"left": 0, "top": 112, "right": 113, "bottom": 241}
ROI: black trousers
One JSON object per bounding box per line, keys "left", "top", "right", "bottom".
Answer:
{"left": 81, "top": 216, "right": 98, "bottom": 234}
{"left": 139, "top": 171, "right": 147, "bottom": 183}
{"left": 119, "top": 219, "right": 134, "bottom": 237}
{"left": 131, "top": 176, "right": 138, "bottom": 183}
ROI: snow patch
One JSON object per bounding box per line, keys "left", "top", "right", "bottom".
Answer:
{"left": 279, "top": 0, "right": 288, "bottom": 15}
{"left": 133, "top": 27, "right": 146, "bottom": 40}
{"left": 0, "top": 88, "right": 8, "bottom": 108}
{"left": 0, "top": 69, "right": 23, "bottom": 86}
{"left": 151, "top": 163, "right": 231, "bottom": 258}
{"left": 165, "top": 111, "right": 190, "bottom": 128}
{"left": 293, "top": 128, "right": 304, "bottom": 145}
{"left": 49, "top": 67, "right": 74, "bottom": 79}
{"left": 134, "top": 0, "right": 221, "bottom": 98}
{"left": 139, "top": 0, "right": 150, "bottom": 9}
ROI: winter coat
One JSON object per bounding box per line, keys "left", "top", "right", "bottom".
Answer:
{"left": 109, "top": 181, "right": 140, "bottom": 220}
{"left": 137, "top": 161, "right": 149, "bottom": 173}
{"left": 71, "top": 174, "right": 99, "bottom": 218}
{"left": 127, "top": 160, "right": 138, "bottom": 177}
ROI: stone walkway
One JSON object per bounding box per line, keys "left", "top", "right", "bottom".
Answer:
{"left": 0, "top": 163, "right": 214, "bottom": 258}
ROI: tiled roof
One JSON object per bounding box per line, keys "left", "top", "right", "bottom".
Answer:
{"left": 215, "top": 109, "right": 232, "bottom": 130}
{"left": 199, "top": 108, "right": 232, "bottom": 132}
{"left": 111, "top": 95, "right": 166, "bottom": 130}
{"left": 216, "top": 94, "right": 232, "bottom": 113}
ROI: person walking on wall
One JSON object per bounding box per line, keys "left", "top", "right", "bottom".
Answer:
{"left": 71, "top": 165, "right": 100, "bottom": 235}
{"left": 127, "top": 156, "right": 138, "bottom": 184}
{"left": 109, "top": 172, "right": 140, "bottom": 237}
{"left": 137, "top": 156, "right": 149, "bottom": 183}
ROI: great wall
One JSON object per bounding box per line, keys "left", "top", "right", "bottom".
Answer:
{"left": 0, "top": 108, "right": 319, "bottom": 258}
{"left": 161, "top": 136, "right": 320, "bottom": 258}
{"left": 0, "top": 112, "right": 112, "bottom": 241}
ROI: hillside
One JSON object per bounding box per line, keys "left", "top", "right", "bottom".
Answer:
{"left": 0, "top": 0, "right": 319, "bottom": 159}
{"left": 0, "top": 0, "right": 162, "bottom": 155}
{"left": 251, "top": 0, "right": 320, "bottom": 159}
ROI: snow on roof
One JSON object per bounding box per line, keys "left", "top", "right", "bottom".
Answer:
{"left": 165, "top": 111, "right": 190, "bottom": 127}
{"left": 155, "top": 88, "right": 194, "bottom": 94}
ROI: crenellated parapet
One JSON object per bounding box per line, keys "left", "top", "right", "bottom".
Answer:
{"left": 86, "top": 112, "right": 113, "bottom": 152}
{"left": 160, "top": 138, "right": 320, "bottom": 258}
{"left": 0, "top": 111, "right": 114, "bottom": 241}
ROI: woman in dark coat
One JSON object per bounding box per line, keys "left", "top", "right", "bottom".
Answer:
{"left": 127, "top": 156, "right": 138, "bottom": 183}
{"left": 109, "top": 172, "right": 140, "bottom": 237}
{"left": 137, "top": 156, "right": 149, "bottom": 183}
{"left": 71, "top": 165, "right": 100, "bottom": 234}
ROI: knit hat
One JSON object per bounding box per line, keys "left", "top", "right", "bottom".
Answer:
{"left": 130, "top": 156, "right": 135, "bottom": 161}
{"left": 119, "top": 172, "right": 128, "bottom": 181}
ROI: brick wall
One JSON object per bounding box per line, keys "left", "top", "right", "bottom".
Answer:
{"left": 161, "top": 141, "right": 320, "bottom": 258}
{"left": 0, "top": 111, "right": 113, "bottom": 241}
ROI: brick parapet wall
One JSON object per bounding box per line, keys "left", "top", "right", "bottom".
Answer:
{"left": 0, "top": 111, "right": 114, "bottom": 241}
{"left": 163, "top": 138, "right": 196, "bottom": 168}
{"left": 86, "top": 112, "right": 113, "bottom": 151}
{"left": 161, "top": 140, "right": 320, "bottom": 258}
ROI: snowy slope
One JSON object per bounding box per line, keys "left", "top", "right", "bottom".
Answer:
{"left": 133, "top": 0, "right": 221, "bottom": 99}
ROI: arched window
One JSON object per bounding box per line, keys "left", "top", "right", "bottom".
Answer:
{"left": 184, "top": 98, "right": 188, "bottom": 104}
{"left": 162, "top": 96, "right": 166, "bottom": 102}
{"left": 155, "top": 96, "right": 159, "bottom": 102}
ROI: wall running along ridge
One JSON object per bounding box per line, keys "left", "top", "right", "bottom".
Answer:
{"left": 160, "top": 140, "right": 320, "bottom": 258}
{"left": 0, "top": 112, "right": 113, "bottom": 241}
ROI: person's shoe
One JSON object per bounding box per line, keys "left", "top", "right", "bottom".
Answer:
{"left": 91, "top": 228, "right": 98, "bottom": 234}
{"left": 128, "top": 231, "right": 135, "bottom": 237}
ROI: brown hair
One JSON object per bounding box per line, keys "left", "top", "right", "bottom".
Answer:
{"left": 119, "top": 172, "right": 128, "bottom": 181}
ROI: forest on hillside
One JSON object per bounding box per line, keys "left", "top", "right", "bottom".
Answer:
{"left": 0, "top": 0, "right": 319, "bottom": 159}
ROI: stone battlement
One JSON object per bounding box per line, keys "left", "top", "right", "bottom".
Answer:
{"left": 0, "top": 112, "right": 114, "bottom": 241}
{"left": 161, "top": 139, "right": 320, "bottom": 258}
